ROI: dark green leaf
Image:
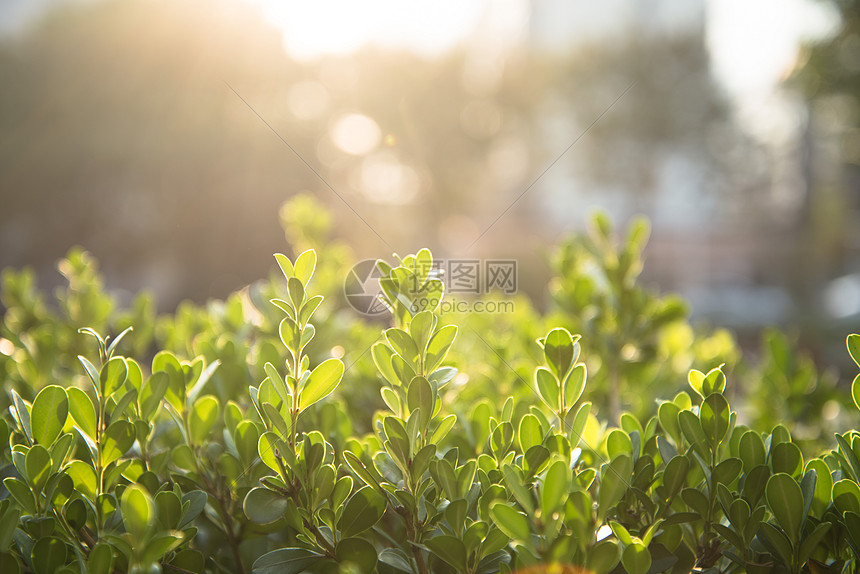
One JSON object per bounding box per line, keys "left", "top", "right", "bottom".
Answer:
{"left": 489, "top": 502, "right": 530, "bottom": 542}
{"left": 766, "top": 472, "right": 804, "bottom": 543}
{"left": 30, "top": 537, "right": 67, "bottom": 574}
{"left": 243, "top": 487, "right": 288, "bottom": 524}
{"left": 339, "top": 486, "right": 386, "bottom": 537}
{"left": 425, "top": 535, "right": 468, "bottom": 571}
{"left": 30, "top": 386, "right": 68, "bottom": 447}
{"left": 622, "top": 542, "right": 651, "bottom": 574}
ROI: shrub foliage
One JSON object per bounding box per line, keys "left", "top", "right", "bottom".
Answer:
{"left": 0, "top": 206, "right": 858, "bottom": 573}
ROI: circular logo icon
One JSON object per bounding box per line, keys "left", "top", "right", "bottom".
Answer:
{"left": 343, "top": 259, "right": 389, "bottom": 317}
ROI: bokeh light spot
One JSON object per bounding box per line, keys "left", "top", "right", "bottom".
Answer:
{"left": 331, "top": 113, "right": 382, "bottom": 155}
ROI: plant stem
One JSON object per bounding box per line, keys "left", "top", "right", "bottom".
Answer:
{"left": 400, "top": 508, "right": 429, "bottom": 574}
{"left": 206, "top": 477, "right": 249, "bottom": 574}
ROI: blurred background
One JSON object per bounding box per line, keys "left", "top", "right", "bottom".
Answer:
{"left": 0, "top": 0, "right": 858, "bottom": 361}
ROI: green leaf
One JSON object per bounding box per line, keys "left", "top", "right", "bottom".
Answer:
{"left": 170, "top": 549, "right": 205, "bottom": 574}
{"left": 384, "top": 416, "right": 411, "bottom": 464}
{"left": 409, "top": 311, "right": 435, "bottom": 355}
{"left": 77, "top": 355, "right": 100, "bottom": 394}
{"left": 701, "top": 367, "right": 726, "bottom": 396}
{"left": 66, "top": 460, "right": 97, "bottom": 501}
{"left": 657, "top": 401, "right": 681, "bottom": 444}
{"left": 662, "top": 455, "right": 689, "bottom": 501}
{"left": 299, "top": 358, "right": 344, "bottom": 411}
{"left": 489, "top": 502, "right": 530, "bottom": 542}
{"left": 848, "top": 334, "right": 860, "bottom": 368}
{"left": 610, "top": 521, "right": 633, "bottom": 545}
{"left": 121, "top": 483, "right": 155, "bottom": 540}
{"left": 378, "top": 548, "right": 413, "bottom": 573}
{"left": 140, "top": 372, "right": 168, "bottom": 421}
{"left": 606, "top": 429, "right": 633, "bottom": 459}
{"left": 430, "top": 414, "right": 457, "bottom": 443}
{"left": 759, "top": 522, "right": 793, "bottom": 567}
{"left": 153, "top": 351, "right": 184, "bottom": 411}
{"left": 30, "top": 537, "right": 67, "bottom": 574}
{"left": 189, "top": 395, "right": 220, "bottom": 444}
{"left": 67, "top": 387, "right": 96, "bottom": 441}
{"left": 385, "top": 328, "right": 419, "bottom": 367}
{"left": 587, "top": 540, "right": 621, "bottom": 573}
{"left": 4, "top": 477, "right": 36, "bottom": 514}
{"left": 567, "top": 402, "right": 591, "bottom": 447}
{"left": 798, "top": 522, "right": 831, "bottom": 566}
{"left": 142, "top": 532, "right": 185, "bottom": 565}
{"left": 678, "top": 410, "right": 708, "bottom": 458}
{"left": 543, "top": 328, "right": 574, "bottom": 379}
{"left": 336, "top": 538, "right": 377, "bottom": 574}
{"left": 30, "top": 386, "right": 68, "bottom": 446}
{"left": 501, "top": 464, "right": 534, "bottom": 514}
{"left": 805, "top": 459, "right": 832, "bottom": 517}
{"left": 180, "top": 490, "right": 207, "bottom": 528}
{"left": 99, "top": 356, "right": 128, "bottom": 397}
{"left": 564, "top": 363, "right": 587, "bottom": 408}
{"left": 687, "top": 369, "right": 705, "bottom": 398}
{"left": 25, "top": 445, "right": 52, "bottom": 494}
{"left": 10, "top": 389, "right": 32, "bottom": 445}
{"left": 599, "top": 454, "right": 632, "bottom": 517}
{"left": 251, "top": 548, "right": 325, "bottom": 574}
{"left": 258, "top": 432, "right": 287, "bottom": 475}
{"left": 728, "top": 498, "right": 751, "bottom": 528}
{"left": 699, "top": 392, "right": 730, "bottom": 446}
{"left": 622, "top": 542, "right": 651, "bottom": 574}
{"left": 535, "top": 367, "right": 559, "bottom": 411}
{"left": 541, "top": 459, "right": 569, "bottom": 516}
{"left": 102, "top": 420, "right": 135, "bottom": 466}
{"left": 766, "top": 472, "right": 804, "bottom": 544}
{"left": 832, "top": 478, "right": 860, "bottom": 515}
{"left": 739, "top": 430, "right": 767, "bottom": 473}
{"left": 425, "top": 325, "right": 458, "bottom": 372}
{"left": 155, "top": 491, "right": 182, "bottom": 530}
{"left": 288, "top": 277, "right": 305, "bottom": 309}
{"left": 407, "top": 376, "right": 434, "bottom": 430}
{"left": 110, "top": 388, "right": 136, "bottom": 422}
{"left": 86, "top": 542, "right": 113, "bottom": 574}
{"left": 771, "top": 442, "right": 803, "bottom": 478}
{"left": 339, "top": 486, "right": 386, "bottom": 537}
{"left": 274, "top": 253, "right": 295, "bottom": 281}
{"left": 713, "top": 458, "right": 743, "bottom": 486}
{"left": 243, "top": 487, "right": 288, "bottom": 524}
{"left": 265, "top": 362, "right": 291, "bottom": 406}
{"left": 293, "top": 249, "right": 316, "bottom": 285}
{"left": 425, "top": 535, "right": 468, "bottom": 572}
{"left": 234, "top": 421, "right": 260, "bottom": 467}
{"left": 518, "top": 414, "right": 543, "bottom": 453}
{"left": 0, "top": 505, "right": 20, "bottom": 551}
{"left": 682, "top": 488, "right": 710, "bottom": 517}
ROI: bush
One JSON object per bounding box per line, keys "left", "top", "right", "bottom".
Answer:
{"left": 0, "top": 204, "right": 858, "bottom": 573}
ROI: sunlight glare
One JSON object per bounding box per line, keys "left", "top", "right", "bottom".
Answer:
{"left": 287, "top": 81, "right": 330, "bottom": 120}
{"left": 247, "top": 0, "right": 487, "bottom": 61}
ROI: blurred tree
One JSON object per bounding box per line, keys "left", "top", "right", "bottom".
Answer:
{"left": 0, "top": 0, "right": 786, "bottom": 329}
{"left": 788, "top": 0, "right": 860, "bottom": 363}
{"left": 540, "top": 32, "right": 771, "bottom": 226}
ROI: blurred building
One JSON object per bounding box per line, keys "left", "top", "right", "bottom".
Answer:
{"left": 526, "top": 0, "right": 822, "bottom": 334}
